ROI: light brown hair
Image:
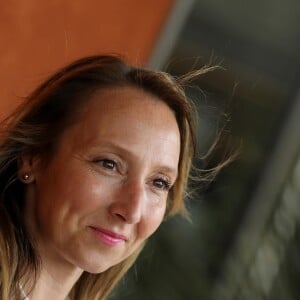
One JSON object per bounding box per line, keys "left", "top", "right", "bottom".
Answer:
{"left": 0, "top": 55, "right": 215, "bottom": 299}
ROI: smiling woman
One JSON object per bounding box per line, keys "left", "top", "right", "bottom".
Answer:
{"left": 0, "top": 55, "right": 216, "bottom": 300}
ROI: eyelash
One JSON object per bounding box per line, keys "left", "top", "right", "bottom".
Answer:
{"left": 96, "top": 159, "right": 117, "bottom": 170}
{"left": 153, "top": 177, "right": 172, "bottom": 191}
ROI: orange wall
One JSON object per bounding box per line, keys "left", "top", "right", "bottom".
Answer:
{"left": 0, "top": 0, "right": 174, "bottom": 117}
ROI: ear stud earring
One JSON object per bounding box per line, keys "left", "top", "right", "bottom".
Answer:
{"left": 22, "top": 174, "right": 30, "bottom": 181}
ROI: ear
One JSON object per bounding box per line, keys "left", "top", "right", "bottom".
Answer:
{"left": 18, "top": 154, "right": 41, "bottom": 184}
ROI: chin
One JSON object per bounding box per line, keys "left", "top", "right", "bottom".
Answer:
{"left": 85, "top": 263, "right": 115, "bottom": 274}
{"left": 77, "top": 257, "right": 123, "bottom": 274}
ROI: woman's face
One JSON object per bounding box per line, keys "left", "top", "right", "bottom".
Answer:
{"left": 23, "top": 86, "right": 180, "bottom": 273}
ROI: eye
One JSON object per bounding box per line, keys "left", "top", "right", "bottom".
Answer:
{"left": 97, "top": 159, "right": 117, "bottom": 170}
{"left": 153, "top": 177, "right": 172, "bottom": 191}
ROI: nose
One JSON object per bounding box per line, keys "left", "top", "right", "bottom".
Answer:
{"left": 109, "top": 180, "right": 145, "bottom": 224}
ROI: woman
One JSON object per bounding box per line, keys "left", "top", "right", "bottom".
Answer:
{"left": 0, "top": 55, "right": 214, "bottom": 300}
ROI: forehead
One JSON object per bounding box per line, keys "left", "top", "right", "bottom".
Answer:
{"left": 81, "top": 86, "right": 178, "bottom": 132}
{"left": 86, "top": 85, "right": 173, "bottom": 117}
{"left": 65, "top": 86, "right": 181, "bottom": 163}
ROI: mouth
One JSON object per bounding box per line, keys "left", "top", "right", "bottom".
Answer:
{"left": 89, "top": 226, "right": 127, "bottom": 246}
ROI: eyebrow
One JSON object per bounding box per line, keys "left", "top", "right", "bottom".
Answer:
{"left": 155, "top": 166, "right": 178, "bottom": 179}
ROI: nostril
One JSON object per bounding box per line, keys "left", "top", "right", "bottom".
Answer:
{"left": 115, "top": 213, "right": 126, "bottom": 222}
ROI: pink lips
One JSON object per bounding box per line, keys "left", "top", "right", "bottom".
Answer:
{"left": 89, "top": 226, "right": 126, "bottom": 246}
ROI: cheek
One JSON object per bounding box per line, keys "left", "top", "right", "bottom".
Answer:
{"left": 57, "top": 174, "right": 112, "bottom": 217}
{"left": 35, "top": 169, "right": 107, "bottom": 225}
{"left": 138, "top": 206, "right": 166, "bottom": 240}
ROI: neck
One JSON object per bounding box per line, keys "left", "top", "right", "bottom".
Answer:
{"left": 25, "top": 261, "right": 83, "bottom": 300}
{"left": 23, "top": 239, "right": 83, "bottom": 300}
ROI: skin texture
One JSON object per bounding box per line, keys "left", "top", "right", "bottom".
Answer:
{"left": 20, "top": 86, "right": 181, "bottom": 300}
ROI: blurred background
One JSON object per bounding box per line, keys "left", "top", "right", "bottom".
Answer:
{"left": 113, "top": 1, "right": 300, "bottom": 299}
{"left": 2, "top": 1, "right": 300, "bottom": 299}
